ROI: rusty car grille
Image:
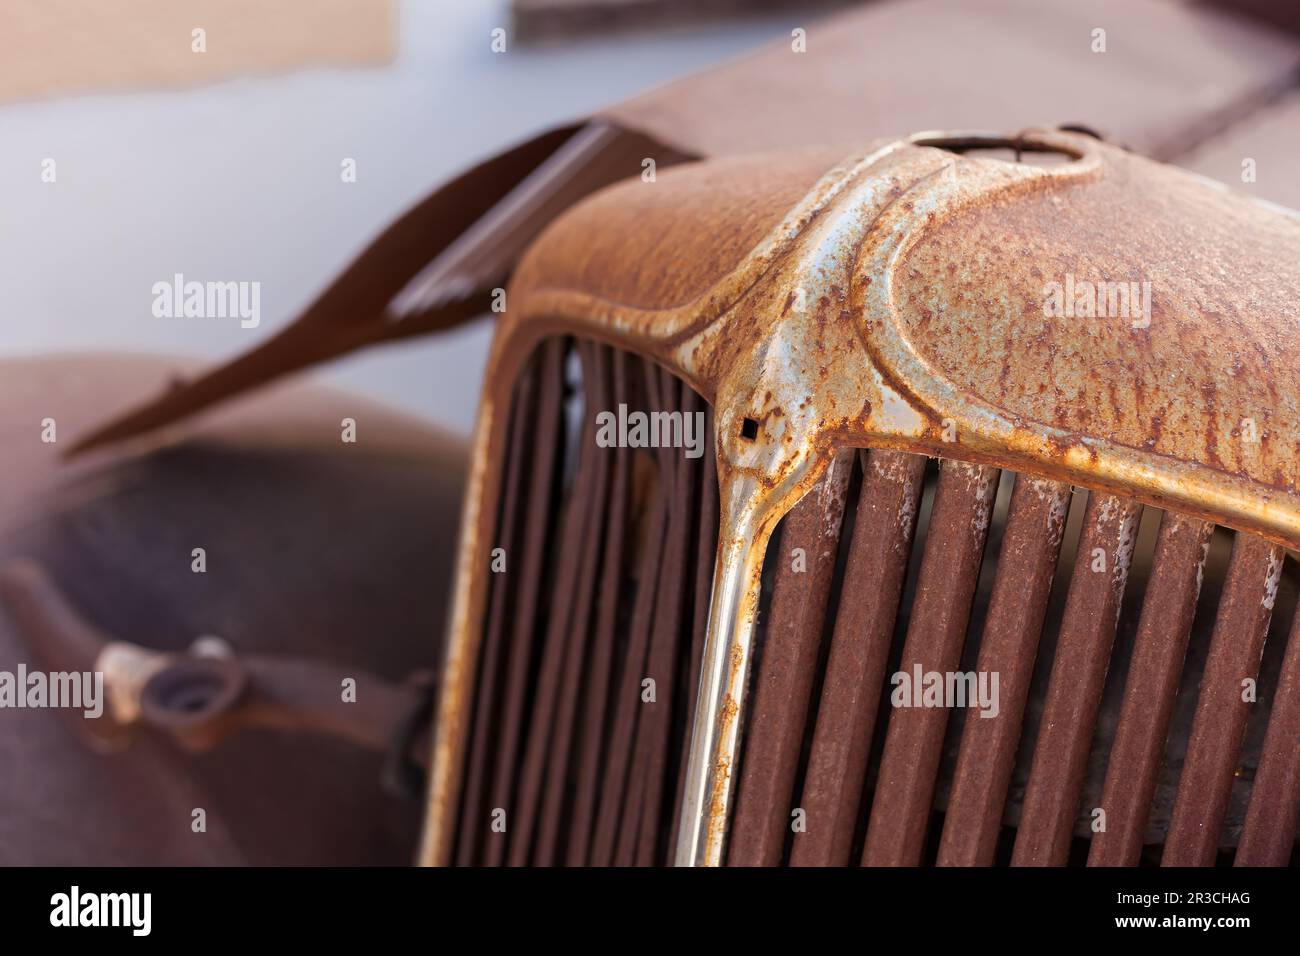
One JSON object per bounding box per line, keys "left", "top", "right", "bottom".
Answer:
{"left": 450, "top": 338, "right": 1300, "bottom": 867}
{"left": 451, "top": 338, "right": 718, "bottom": 866}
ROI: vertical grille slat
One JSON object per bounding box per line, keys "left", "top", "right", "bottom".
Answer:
{"left": 633, "top": 376, "right": 705, "bottom": 866}
{"left": 669, "top": 415, "right": 720, "bottom": 858}
{"left": 791, "top": 450, "right": 927, "bottom": 867}
{"left": 1163, "top": 536, "right": 1284, "bottom": 866}
{"left": 1088, "top": 513, "right": 1214, "bottom": 867}
{"left": 481, "top": 340, "right": 568, "bottom": 867}
{"left": 531, "top": 342, "right": 615, "bottom": 866}
{"left": 617, "top": 370, "right": 693, "bottom": 865}
{"left": 565, "top": 350, "right": 634, "bottom": 866}
{"left": 449, "top": 337, "right": 1296, "bottom": 868}
{"left": 1236, "top": 609, "right": 1300, "bottom": 866}
{"left": 728, "top": 450, "right": 855, "bottom": 866}
{"left": 454, "top": 351, "right": 546, "bottom": 866}
{"left": 862, "top": 459, "right": 1000, "bottom": 867}
{"left": 1012, "top": 494, "right": 1143, "bottom": 867}
{"left": 590, "top": 360, "right": 673, "bottom": 866}
{"left": 509, "top": 342, "right": 603, "bottom": 865}
{"left": 938, "top": 476, "right": 1071, "bottom": 866}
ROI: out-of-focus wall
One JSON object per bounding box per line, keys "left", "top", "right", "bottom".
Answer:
{"left": 0, "top": 0, "right": 791, "bottom": 434}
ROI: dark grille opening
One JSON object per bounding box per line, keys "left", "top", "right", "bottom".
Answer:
{"left": 452, "top": 338, "right": 1300, "bottom": 867}
{"left": 452, "top": 339, "right": 717, "bottom": 865}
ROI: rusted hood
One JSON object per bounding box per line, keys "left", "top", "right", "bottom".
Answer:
{"left": 506, "top": 131, "right": 1300, "bottom": 548}
{"left": 66, "top": 0, "right": 1300, "bottom": 455}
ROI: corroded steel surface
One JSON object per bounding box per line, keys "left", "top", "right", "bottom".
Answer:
{"left": 444, "top": 342, "right": 715, "bottom": 867}
{"left": 861, "top": 459, "right": 999, "bottom": 866}
{"left": 790, "top": 450, "right": 927, "bottom": 867}
{"left": 1087, "top": 512, "right": 1214, "bottom": 867}
{"left": 422, "top": 129, "right": 1300, "bottom": 866}
{"left": 1236, "top": 608, "right": 1300, "bottom": 866}
{"left": 727, "top": 449, "right": 854, "bottom": 866}
{"left": 503, "top": 129, "right": 1300, "bottom": 549}
{"left": 1163, "top": 535, "right": 1284, "bottom": 866}
{"left": 506, "top": 342, "right": 606, "bottom": 865}
{"left": 892, "top": 158, "right": 1300, "bottom": 502}
{"left": 1011, "top": 493, "right": 1143, "bottom": 866}
{"left": 937, "top": 475, "right": 1071, "bottom": 866}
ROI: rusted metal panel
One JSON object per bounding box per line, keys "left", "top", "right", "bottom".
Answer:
{"left": 1087, "top": 513, "right": 1214, "bottom": 867}
{"left": 791, "top": 450, "right": 927, "bottom": 867}
{"left": 938, "top": 476, "right": 1071, "bottom": 866}
{"left": 1163, "top": 534, "right": 1284, "bottom": 866}
{"left": 861, "top": 459, "right": 999, "bottom": 866}
{"left": 506, "top": 132, "right": 1300, "bottom": 552}
{"left": 600, "top": 0, "right": 1300, "bottom": 161}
